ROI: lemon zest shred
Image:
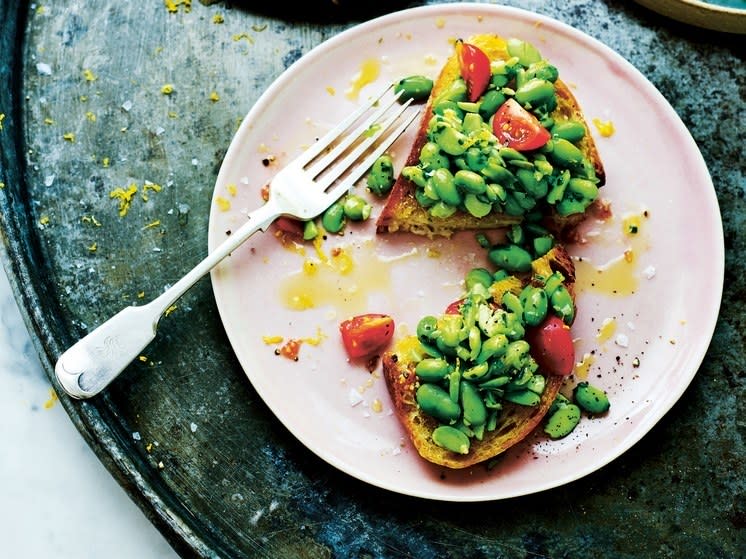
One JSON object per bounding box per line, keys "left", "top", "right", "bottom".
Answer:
{"left": 62, "top": 132, "right": 75, "bottom": 142}
{"left": 142, "top": 220, "right": 161, "bottom": 230}
{"left": 262, "top": 335, "right": 284, "bottom": 345}
{"left": 109, "top": 183, "right": 138, "bottom": 217}
{"left": 164, "top": 305, "right": 177, "bottom": 317}
{"left": 83, "top": 68, "right": 96, "bottom": 82}
{"left": 161, "top": 84, "right": 175, "bottom": 95}
{"left": 43, "top": 388, "right": 58, "bottom": 410}
{"left": 215, "top": 196, "right": 231, "bottom": 211}
{"left": 592, "top": 117, "right": 615, "bottom": 137}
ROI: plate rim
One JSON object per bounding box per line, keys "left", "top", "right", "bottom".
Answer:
{"left": 208, "top": 1, "right": 725, "bottom": 502}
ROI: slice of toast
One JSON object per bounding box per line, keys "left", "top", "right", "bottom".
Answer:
{"left": 376, "top": 34, "right": 605, "bottom": 238}
{"left": 381, "top": 245, "right": 575, "bottom": 469}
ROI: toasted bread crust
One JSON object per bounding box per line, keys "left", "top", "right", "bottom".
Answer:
{"left": 376, "top": 34, "right": 605, "bottom": 239}
{"left": 382, "top": 246, "right": 576, "bottom": 469}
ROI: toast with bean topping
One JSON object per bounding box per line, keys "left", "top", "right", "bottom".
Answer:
{"left": 382, "top": 245, "right": 576, "bottom": 469}
{"left": 376, "top": 34, "right": 605, "bottom": 239}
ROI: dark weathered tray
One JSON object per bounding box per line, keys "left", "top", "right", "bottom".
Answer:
{"left": 1, "top": 1, "right": 744, "bottom": 557}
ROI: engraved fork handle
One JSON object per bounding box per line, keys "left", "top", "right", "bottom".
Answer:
{"left": 55, "top": 201, "right": 281, "bottom": 399}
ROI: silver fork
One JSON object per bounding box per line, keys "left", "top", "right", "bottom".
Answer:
{"left": 55, "top": 85, "right": 419, "bottom": 399}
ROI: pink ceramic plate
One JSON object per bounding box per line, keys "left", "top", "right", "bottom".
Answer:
{"left": 207, "top": 3, "right": 723, "bottom": 501}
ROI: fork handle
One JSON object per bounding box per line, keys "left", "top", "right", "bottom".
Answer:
{"left": 55, "top": 200, "right": 282, "bottom": 399}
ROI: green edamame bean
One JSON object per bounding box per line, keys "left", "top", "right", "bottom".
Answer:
{"left": 542, "top": 271, "right": 565, "bottom": 298}
{"left": 419, "top": 141, "right": 450, "bottom": 172}
{"left": 506, "top": 38, "right": 543, "bottom": 66}
{"left": 460, "top": 381, "right": 487, "bottom": 427}
{"left": 514, "top": 79, "right": 555, "bottom": 108}
{"left": 544, "top": 403, "right": 581, "bottom": 439}
{"left": 550, "top": 285, "right": 575, "bottom": 324}
{"left": 503, "top": 340, "right": 530, "bottom": 369}
{"left": 342, "top": 194, "right": 372, "bottom": 221}
{"left": 526, "top": 60, "right": 559, "bottom": 82}
{"left": 489, "top": 244, "right": 533, "bottom": 272}
{"left": 465, "top": 267, "right": 493, "bottom": 290}
{"left": 516, "top": 168, "right": 548, "bottom": 199}
{"left": 454, "top": 170, "right": 487, "bottom": 194}
{"left": 394, "top": 75, "right": 434, "bottom": 101}
{"left": 464, "top": 194, "right": 492, "bottom": 218}
{"left": 462, "top": 112, "right": 483, "bottom": 134}
{"left": 552, "top": 121, "right": 586, "bottom": 143}
{"left": 476, "top": 333, "right": 508, "bottom": 363}
{"left": 479, "top": 89, "right": 506, "bottom": 121}
{"left": 567, "top": 177, "right": 599, "bottom": 201}
{"left": 432, "top": 124, "right": 469, "bottom": 156}
{"left": 548, "top": 392, "right": 571, "bottom": 416}
{"left": 433, "top": 101, "right": 464, "bottom": 121}
{"left": 302, "top": 220, "right": 318, "bottom": 241}
{"left": 533, "top": 235, "right": 554, "bottom": 256}
{"left": 448, "top": 369, "right": 461, "bottom": 403}
{"left": 521, "top": 286, "right": 548, "bottom": 327}
{"left": 527, "top": 374, "right": 546, "bottom": 395}
{"left": 556, "top": 197, "right": 590, "bottom": 216}
{"left": 504, "top": 389, "right": 541, "bottom": 407}
{"left": 462, "top": 362, "right": 489, "bottom": 380}
{"left": 497, "top": 146, "right": 528, "bottom": 161}
{"left": 321, "top": 202, "right": 345, "bottom": 233}
{"left": 416, "top": 383, "right": 461, "bottom": 424}
{"left": 366, "top": 154, "right": 395, "bottom": 196}
{"left": 431, "top": 425, "right": 470, "bottom": 454}
{"left": 431, "top": 168, "right": 461, "bottom": 206}
{"left": 401, "top": 165, "right": 427, "bottom": 188}
{"left": 415, "top": 358, "right": 453, "bottom": 382}
{"left": 485, "top": 183, "right": 507, "bottom": 203}
{"left": 465, "top": 147, "right": 487, "bottom": 172}
{"left": 546, "top": 169, "right": 570, "bottom": 204}
{"left": 415, "top": 189, "right": 437, "bottom": 209}
{"left": 502, "top": 291, "right": 523, "bottom": 315}
{"left": 429, "top": 201, "right": 458, "bottom": 219}
{"left": 417, "top": 315, "right": 438, "bottom": 342}
{"left": 573, "top": 382, "right": 611, "bottom": 413}
{"left": 549, "top": 138, "right": 585, "bottom": 166}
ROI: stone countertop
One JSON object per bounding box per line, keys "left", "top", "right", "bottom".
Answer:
{"left": 0, "top": 1, "right": 744, "bottom": 558}
{"left": 0, "top": 266, "right": 178, "bottom": 558}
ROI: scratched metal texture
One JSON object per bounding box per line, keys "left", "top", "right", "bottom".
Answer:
{"left": 0, "top": 1, "right": 744, "bottom": 558}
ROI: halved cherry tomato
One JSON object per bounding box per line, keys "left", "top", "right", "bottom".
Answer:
{"left": 458, "top": 41, "right": 491, "bottom": 103}
{"left": 525, "top": 315, "right": 575, "bottom": 376}
{"left": 444, "top": 299, "right": 465, "bottom": 314}
{"left": 339, "top": 313, "right": 395, "bottom": 359}
{"left": 274, "top": 216, "right": 304, "bottom": 238}
{"left": 492, "top": 98, "right": 551, "bottom": 151}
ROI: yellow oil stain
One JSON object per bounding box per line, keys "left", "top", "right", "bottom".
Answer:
{"left": 574, "top": 352, "right": 595, "bottom": 379}
{"left": 574, "top": 209, "right": 650, "bottom": 297}
{"left": 596, "top": 317, "right": 617, "bottom": 343}
{"left": 279, "top": 240, "right": 395, "bottom": 317}
{"left": 345, "top": 58, "right": 381, "bottom": 101}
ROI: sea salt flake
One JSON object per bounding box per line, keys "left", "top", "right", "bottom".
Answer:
{"left": 348, "top": 388, "right": 364, "bottom": 407}
{"left": 190, "top": 422, "right": 198, "bottom": 433}
{"left": 121, "top": 99, "right": 133, "bottom": 112}
{"left": 132, "top": 431, "right": 142, "bottom": 441}
{"left": 643, "top": 265, "right": 656, "bottom": 279}
{"left": 44, "top": 174, "right": 55, "bottom": 186}
{"left": 36, "top": 62, "right": 52, "bottom": 75}
{"left": 615, "top": 334, "right": 629, "bottom": 348}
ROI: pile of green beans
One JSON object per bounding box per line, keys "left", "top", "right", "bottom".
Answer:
{"left": 396, "top": 38, "right": 600, "bottom": 220}
{"left": 412, "top": 261, "right": 576, "bottom": 455}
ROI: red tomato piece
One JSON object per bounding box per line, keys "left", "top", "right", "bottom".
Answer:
{"left": 339, "top": 313, "right": 395, "bottom": 359}
{"left": 458, "top": 41, "right": 491, "bottom": 103}
{"left": 525, "top": 315, "right": 575, "bottom": 376}
{"left": 274, "top": 216, "right": 304, "bottom": 238}
{"left": 444, "top": 299, "right": 465, "bottom": 314}
{"left": 492, "top": 98, "right": 551, "bottom": 151}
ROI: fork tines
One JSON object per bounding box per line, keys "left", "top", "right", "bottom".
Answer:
{"left": 301, "top": 85, "right": 419, "bottom": 195}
